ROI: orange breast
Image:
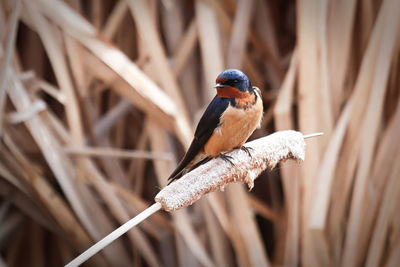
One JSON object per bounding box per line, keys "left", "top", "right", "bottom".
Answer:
{"left": 204, "top": 92, "right": 263, "bottom": 157}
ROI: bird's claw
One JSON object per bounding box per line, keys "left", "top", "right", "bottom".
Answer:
{"left": 240, "top": 146, "right": 253, "bottom": 158}
{"left": 218, "top": 153, "right": 235, "bottom": 166}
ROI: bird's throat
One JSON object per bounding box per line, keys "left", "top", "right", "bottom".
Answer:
{"left": 216, "top": 86, "right": 250, "bottom": 99}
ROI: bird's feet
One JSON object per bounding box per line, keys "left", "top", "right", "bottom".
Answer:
{"left": 218, "top": 153, "right": 235, "bottom": 166}
{"left": 239, "top": 146, "right": 253, "bottom": 158}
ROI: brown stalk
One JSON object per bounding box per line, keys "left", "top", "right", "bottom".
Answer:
{"left": 0, "top": 0, "right": 21, "bottom": 135}
{"left": 3, "top": 1, "right": 400, "bottom": 267}
{"left": 274, "top": 51, "right": 300, "bottom": 267}
{"left": 195, "top": 0, "right": 225, "bottom": 101}
{"left": 342, "top": 1, "right": 400, "bottom": 265}
{"left": 7, "top": 68, "right": 130, "bottom": 266}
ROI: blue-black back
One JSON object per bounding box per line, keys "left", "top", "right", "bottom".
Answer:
{"left": 168, "top": 96, "right": 235, "bottom": 182}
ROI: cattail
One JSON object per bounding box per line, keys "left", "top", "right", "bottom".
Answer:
{"left": 156, "top": 130, "right": 309, "bottom": 211}
{"left": 66, "top": 130, "right": 322, "bottom": 267}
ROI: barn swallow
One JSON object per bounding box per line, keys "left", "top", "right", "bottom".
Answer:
{"left": 168, "top": 69, "right": 263, "bottom": 183}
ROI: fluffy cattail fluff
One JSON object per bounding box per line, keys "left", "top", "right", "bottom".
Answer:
{"left": 155, "top": 130, "right": 306, "bottom": 211}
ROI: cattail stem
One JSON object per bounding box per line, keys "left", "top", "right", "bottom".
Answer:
{"left": 303, "top": 132, "right": 324, "bottom": 139}
{"left": 65, "top": 203, "right": 162, "bottom": 267}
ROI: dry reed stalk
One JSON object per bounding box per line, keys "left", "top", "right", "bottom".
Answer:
{"left": 5, "top": 99, "right": 46, "bottom": 124}
{"left": 7, "top": 69, "right": 130, "bottom": 266}
{"left": 328, "top": 0, "right": 392, "bottom": 260}
{"left": 201, "top": 200, "right": 231, "bottom": 267}
{"left": 308, "top": 103, "right": 350, "bottom": 229}
{"left": 0, "top": 179, "right": 58, "bottom": 235}
{"left": 172, "top": 20, "right": 198, "bottom": 76}
{"left": 160, "top": 2, "right": 201, "bottom": 119}
{"left": 253, "top": 1, "right": 282, "bottom": 76}
{"left": 221, "top": 2, "right": 272, "bottom": 265}
{"left": 31, "top": 0, "right": 192, "bottom": 146}
{"left": 146, "top": 121, "right": 214, "bottom": 266}
{"left": 127, "top": 125, "right": 150, "bottom": 193}
{"left": 63, "top": 146, "right": 172, "bottom": 161}
{"left": 82, "top": 50, "right": 182, "bottom": 135}
{"left": 173, "top": 234, "right": 198, "bottom": 267}
{"left": 327, "top": 0, "right": 357, "bottom": 118}
{"left": 297, "top": 1, "right": 327, "bottom": 263}
{"left": 37, "top": 80, "right": 65, "bottom": 104}
{"left": 0, "top": 161, "right": 27, "bottom": 194}
{"left": 101, "top": 0, "right": 128, "bottom": 39}
{"left": 2, "top": 1, "right": 399, "bottom": 266}
{"left": 195, "top": 0, "right": 225, "bottom": 101}
{"left": 274, "top": 51, "right": 301, "bottom": 267}
{"left": 365, "top": 151, "right": 400, "bottom": 267}
{"left": 126, "top": 0, "right": 191, "bottom": 125}
{"left": 0, "top": 212, "right": 24, "bottom": 248}
{"left": 207, "top": 0, "right": 266, "bottom": 90}
{"left": 359, "top": 0, "right": 375, "bottom": 51}
{"left": 342, "top": 1, "right": 400, "bottom": 265}
{"left": 92, "top": 99, "right": 131, "bottom": 139}
{"left": 24, "top": 0, "right": 85, "bottom": 146}
{"left": 246, "top": 194, "right": 280, "bottom": 222}
{"left": 317, "top": 0, "right": 333, "bottom": 142}
{"left": 207, "top": 192, "right": 250, "bottom": 267}
{"left": 358, "top": 100, "right": 400, "bottom": 253}
{"left": 2, "top": 133, "right": 92, "bottom": 247}
{"left": 222, "top": 138, "right": 271, "bottom": 266}
{"left": 64, "top": 34, "right": 87, "bottom": 99}
{"left": 226, "top": 0, "right": 254, "bottom": 69}
{"left": 172, "top": 210, "right": 215, "bottom": 267}
{"left": 80, "top": 159, "right": 161, "bottom": 267}
{"left": 0, "top": 0, "right": 21, "bottom": 135}
{"left": 227, "top": 183, "right": 270, "bottom": 267}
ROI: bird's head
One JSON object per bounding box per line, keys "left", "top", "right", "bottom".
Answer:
{"left": 214, "top": 69, "right": 253, "bottom": 98}
{"left": 215, "top": 69, "right": 251, "bottom": 92}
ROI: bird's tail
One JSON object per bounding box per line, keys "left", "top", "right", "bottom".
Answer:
{"left": 168, "top": 156, "right": 211, "bottom": 184}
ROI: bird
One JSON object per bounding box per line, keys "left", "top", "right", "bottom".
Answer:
{"left": 168, "top": 69, "right": 263, "bottom": 183}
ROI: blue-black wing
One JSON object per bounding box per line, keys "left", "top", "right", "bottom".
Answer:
{"left": 168, "top": 96, "right": 234, "bottom": 182}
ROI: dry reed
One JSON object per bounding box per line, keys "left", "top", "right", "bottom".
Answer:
{"left": 0, "top": 0, "right": 399, "bottom": 267}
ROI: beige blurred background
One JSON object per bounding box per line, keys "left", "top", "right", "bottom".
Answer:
{"left": 0, "top": 0, "right": 399, "bottom": 266}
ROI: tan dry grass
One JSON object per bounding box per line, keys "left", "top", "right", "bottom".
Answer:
{"left": 0, "top": 0, "right": 399, "bottom": 266}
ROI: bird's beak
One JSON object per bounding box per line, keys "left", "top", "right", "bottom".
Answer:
{"left": 214, "top": 83, "right": 226, "bottom": 89}
{"left": 252, "top": 86, "right": 261, "bottom": 95}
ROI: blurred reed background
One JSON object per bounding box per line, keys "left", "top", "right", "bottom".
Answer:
{"left": 0, "top": 0, "right": 399, "bottom": 266}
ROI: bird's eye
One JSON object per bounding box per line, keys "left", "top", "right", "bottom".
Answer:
{"left": 233, "top": 79, "right": 239, "bottom": 83}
